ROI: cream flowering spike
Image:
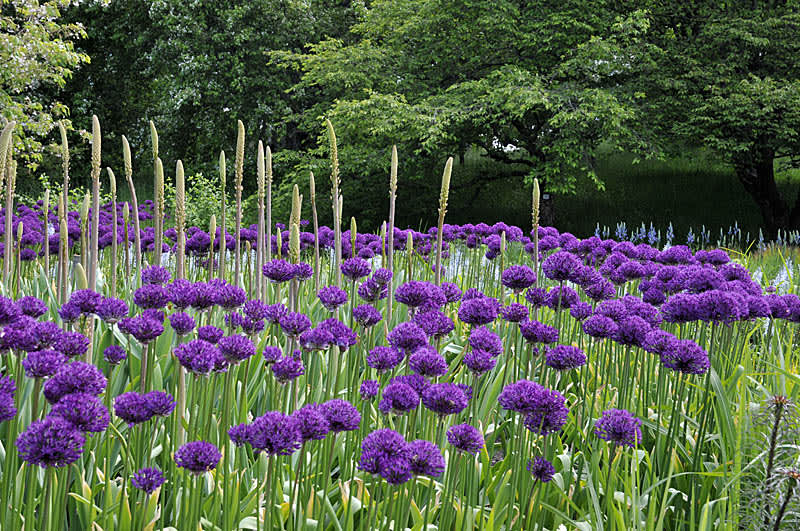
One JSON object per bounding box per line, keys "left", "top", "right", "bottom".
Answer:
{"left": 123, "top": 135, "right": 142, "bottom": 279}
{"left": 89, "top": 115, "right": 101, "bottom": 290}
{"left": 219, "top": 150, "right": 227, "bottom": 279}
{"left": 107, "top": 168, "right": 118, "bottom": 297}
{"left": 176, "top": 160, "right": 186, "bottom": 279}
{"left": 532, "top": 178, "right": 541, "bottom": 286}
{"left": 387, "top": 145, "right": 398, "bottom": 322}
{"left": 234, "top": 120, "right": 245, "bottom": 285}
{"left": 256, "top": 142, "right": 265, "bottom": 297}
{"left": 57, "top": 121, "right": 69, "bottom": 207}
{"left": 326, "top": 118, "right": 343, "bottom": 287}
{"left": 310, "top": 171, "right": 320, "bottom": 291}
{"left": 434, "top": 157, "right": 453, "bottom": 286}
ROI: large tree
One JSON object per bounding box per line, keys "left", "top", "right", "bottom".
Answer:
{"left": 641, "top": 1, "right": 800, "bottom": 237}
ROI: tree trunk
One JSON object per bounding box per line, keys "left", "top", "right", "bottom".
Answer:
{"left": 734, "top": 148, "right": 793, "bottom": 239}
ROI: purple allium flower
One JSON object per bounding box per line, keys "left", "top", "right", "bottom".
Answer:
{"left": 525, "top": 287, "right": 548, "bottom": 308}
{"left": 527, "top": 457, "right": 555, "bottom": 482}
{"left": 196, "top": 325, "right": 223, "bottom": 345}
{"left": 68, "top": 289, "right": 102, "bottom": 314}
{"left": 0, "top": 295, "right": 21, "bottom": 325}
{"left": 96, "top": 297, "right": 128, "bottom": 324}
{"left": 381, "top": 457, "right": 413, "bottom": 485}
{"left": 360, "top": 380, "right": 380, "bottom": 400}
{"left": 317, "top": 286, "right": 348, "bottom": 312}
{"left": 167, "top": 279, "right": 194, "bottom": 309}
{"left": 174, "top": 441, "right": 222, "bottom": 474}
{"left": 413, "top": 310, "right": 454, "bottom": 339}
{"left": 660, "top": 339, "right": 710, "bottom": 375}
{"left": 228, "top": 424, "right": 251, "bottom": 447}
{"left": 279, "top": 312, "right": 312, "bottom": 338}
{"left": 341, "top": 257, "right": 371, "bottom": 281}
{"left": 441, "top": 282, "right": 462, "bottom": 303}
{"left": 43, "top": 362, "right": 107, "bottom": 403}
{"left": 217, "top": 283, "right": 247, "bottom": 310}
{"left": 545, "top": 345, "right": 586, "bottom": 371}
{"left": 247, "top": 411, "right": 302, "bottom": 455}
{"left": 50, "top": 392, "right": 110, "bottom": 433}
{"left": 318, "top": 318, "right": 357, "bottom": 351}
{"left": 642, "top": 329, "right": 677, "bottom": 355}
{"left": 353, "top": 304, "right": 382, "bottom": 327}
{"left": 114, "top": 392, "right": 154, "bottom": 425}
{"left": 357, "top": 278, "right": 388, "bottom": 303}
{"left": 0, "top": 375, "right": 15, "bottom": 396}
{"left": 264, "top": 304, "right": 288, "bottom": 325}
{"left": 57, "top": 302, "right": 81, "bottom": 323}
{"left": 0, "top": 392, "right": 15, "bottom": 423}
{"left": 501, "top": 265, "right": 537, "bottom": 292}
{"left": 582, "top": 315, "right": 618, "bottom": 339}
{"left": 292, "top": 404, "right": 330, "bottom": 443}
{"left": 498, "top": 379, "right": 563, "bottom": 419}
{"left": 243, "top": 300, "right": 270, "bottom": 321}
{"left": 299, "top": 327, "right": 334, "bottom": 352}
{"left": 322, "top": 399, "right": 361, "bottom": 432}
{"left": 542, "top": 251, "right": 581, "bottom": 282}
{"left": 464, "top": 349, "right": 497, "bottom": 374}
{"left": 16, "top": 417, "right": 85, "bottom": 468}
{"left": 697, "top": 290, "right": 746, "bottom": 323}
{"left": 190, "top": 282, "right": 217, "bottom": 311}
{"left": 272, "top": 353, "right": 305, "bottom": 383}
{"left": 387, "top": 322, "right": 428, "bottom": 354}
{"left": 218, "top": 334, "right": 256, "bottom": 364}
{"left": 446, "top": 423, "right": 484, "bottom": 455}
{"left": 501, "top": 303, "right": 529, "bottom": 322}
{"left": 103, "top": 345, "right": 127, "bottom": 365}
{"left": 17, "top": 296, "right": 47, "bottom": 318}
{"left": 407, "top": 440, "right": 445, "bottom": 477}
{"left": 594, "top": 409, "right": 642, "bottom": 448}
{"left": 545, "top": 286, "right": 579, "bottom": 310}
{"left": 56, "top": 331, "right": 90, "bottom": 359}
{"left": 359, "top": 428, "right": 410, "bottom": 476}
{"left": 379, "top": 382, "right": 420, "bottom": 415}
{"left": 174, "top": 340, "right": 220, "bottom": 376}
{"left": 583, "top": 279, "right": 616, "bottom": 302}
{"left": 131, "top": 467, "right": 166, "bottom": 493}
{"left": 263, "top": 259, "right": 296, "bottom": 283}
{"left": 458, "top": 297, "right": 500, "bottom": 326}
{"left": 519, "top": 320, "right": 559, "bottom": 344}
{"left": 23, "top": 350, "right": 67, "bottom": 378}
{"left": 409, "top": 346, "right": 448, "bottom": 378}
{"left": 421, "top": 383, "right": 468, "bottom": 416}
{"left": 372, "top": 268, "right": 393, "bottom": 285}
{"left": 395, "top": 281, "right": 432, "bottom": 308}
{"left": 1, "top": 317, "right": 37, "bottom": 352}
{"left": 134, "top": 284, "right": 170, "bottom": 309}
{"left": 141, "top": 265, "right": 172, "bottom": 285}
{"left": 569, "top": 302, "right": 592, "bottom": 321}
{"left": 145, "top": 390, "right": 176, "bottom": 417}
{"left": 661, "top": 293, "right": 701, "bottom": 323}
{"left": 30, "top": 322, "right": 63, "bottom": 350}
{"left": 366, "top": 346, "right": 403, "bottom": 373}
{"left": 293, "top": 262, "right": 314, "bottom": 281}
{"left": 262, "top": 346, "right": 282, "bottom": 365}
{"left": 469, "top": 327, "right": 503, "bottom": 357}
{"left": 614, "top": 316, "right": 651, "bottom": 347}
{"left": 168, "top": 312, "right": 196, "bottom": 336}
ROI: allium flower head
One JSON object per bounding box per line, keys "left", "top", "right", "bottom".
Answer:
{"left": 174, "top": 441, "right": 222, "bottom": 474}
{"left": 367, "top": 346, "right": 403, "bottom": 373}
{"left": 317, "top": 286, "right": 348, "bottom": 311}
{"left": 372, "top": 268, "right": 393, "bottom": 285}
{"left": 542, "top": 251, "right": 581, "bottom": 282}
{"left": 56, "top": 331, "right": 90, "bottom": 359}
{"left": 421, "top": 383, "right": 468, "bottom": 416}
{"left": 569, "top": 302, "right": 592, "bottom": 321}
{"left": 519, "top": 320, "right": 559, "bottom": 344}
{"left": 458, "top": 297, "right": 500, "bottom": 326}
{"left": 195, "top": 326, "right": 222, "bottom": 345}
{"left": 134, "top": 284, "right": 170, "bottom": 310}
{"left": 16, "top": 416, "right": 85, "bottom": 468}
{"left": 30, "top": 322, "right": 63, "bottom": 350}
{"left": 614, "top": 316, "right": 651, "bottom": 347}
{"left": 407, "top": 440, "right": 445, "bottom": 477}
{"left": 247, "top": 411, "right": 302, "bottom": 455}
{"left": 464, "top": 349, "right": 497, "bottom": 374}
{"left": 413, "top": 310, "right": 454, "bottom": 339}
{"left": 190, "top": 282, "right": 218, "bottom": 311}
{"left": 145, "top": 390, "right": 176, "bottom": 416}
{"left": 23, "top": 350, "right": 67, "bottom": 378}
{"left": 322, "top": 399, "right": 361, "bottom": 432}
{"left": 216, "top": 283, "right": 247, "bottom": 310}
{"left": 263, "top": 259, "right": 296, "bottom": 283}
{"left": 358, "top": 278, "right": 388, "bottom": 303}
{"left": 582, "top": 315, "right": 618, "bottom": 339}
{"left": 272, "top": 353, "right": 305, "bottom": 383}
{"left": 379, "top": 382, "right": 420, "bottom": 415}
{"left": 319, "top": 318, "right": 357, "bottom": 351}
{"left": 469, "top": 326, "right": 503, "bottom": 357}
{"left": 57, "top": 302, "right": 81, "bottom": 324}
{"left": 115, "top": 392, "right": 154, "bottom": 425}
{"left": 341, "top": 257, "right": 371, "bottom": 281}
{"left": 446, "top": 423, "right": 484, "bottom": 455}
{"left": 360, "top": 380, "right": 380, "bottom": 400}
{"left": 545, "top": 345, "right": 587, "bottom": 371}
{"left": 409, "top": 346, "right": 448, "bottom": 378}
{"left": 279, "top": 312, "right": 312, "bottom": 338}
{"left": 359, "top": 428, "right": 410, "bottom": 476}
{"left": 96, "top": 297, "right": 128, "bottom": 324}
{"left": 132, "top": 467, "right": 166, "bottom": 493}
{"left": 353, "top": 304, "right": 382, "bottom": 327}
{"left": 660, "top": 339, "right": 710, "bottom": 375}
{"left": 292, "top": 404, "right": 330, "bottom": 443}
{"left": 103, "top": 345, "right": 127, "bottom": 365}
{"left": 501, "top": 303, "right": 529, "bottom": 322}
{"left": 440, "top": 282, "right": 462, "bottom": 303}
{"left": 43, "top": 361, "right": 107, "bottom": 403}
{"left": 68, "top": 289, "right": 102, "bottom": 315}
{"left": 174, "top": 340, "right": 221, "bottom": 376}
{"left": 501, "top": 265, "right": 537, "bottom": 292}
{"left": 395, "top": 281, "right": 433, "bottom": 308}
{"left": 141, "top": 265, "right": 171, "bottom": 285}
{"left": 168, "top": 312, "right": 196, "bottom": 336}
{"left": 594, "top": 408, "right": 642, "bottom": 448}
{"left": 299, "top": 327, "right": 334, "bottom": 352}
{"left": 387, "top": 322, "right": 428, "bottom": 354}
{"left": 218, "top": 334, "right": 256, "bottom": 363}
{"left": 527, "top": 457, "right": 555, "bottom": 482}
{"left": 16, "top": 296, "right": 47, "bottom": 318}
{"left": 51, "top": 392, "right": 110, "bottom": 433}
{"left": 243, "top": 300, "right": 270, "bottom": 321}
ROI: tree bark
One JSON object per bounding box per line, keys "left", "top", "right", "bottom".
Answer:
{"left": 734, "top": 148, "right": 794, "bottom": 239}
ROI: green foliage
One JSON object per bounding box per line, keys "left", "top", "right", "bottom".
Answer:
{"left": 165, "top": 171, "right": 230, "bottom": 229}
{"left": 0, "top": 0, "right": 90, "bottom": 171}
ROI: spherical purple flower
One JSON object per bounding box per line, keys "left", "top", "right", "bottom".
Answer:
{"left": 56, "top": 331, "right": 90, "bottom": 359}
{"left": 243, "top": 300, "right": 270, "bottom": 321}
{"left": 51, "top": 392, "right": 110, "bottom": 433}
{"left": 141, "top": 265, "right": 172, "bottom": 285}
{"left": 582, "top": 315, "right": 618, "bottom": 339}
{"left": 57, "top": 302, "right": 81, "bottom": 324}
{"left": 197, "top": 325, "right": 223, "bottom": 345}
{"left": 358, "top": 278, "right": 388, "bottom": 303}
{"left": 264, "top": 304, "right": 288, "bottom": 325}
{"left": 545, "top": 345, "right": 586, "bottom": 371}
{"left": 381, "top": 458, "right": 413, "bottom": 485}
{"left": 17, "top": 296, "right": 47, "bottom": 318}
{"left": 218, "top": 334, "right": 256, "bottom": 364}
{"left": 131, "top": 467, "right": 166, "bottom": 493}
{"left": 322, "top": 399, "right": 361, "bottom": 432}
{"left": 293, "top": 262, "right": 314, "bottom": 281}
{"left": 134, "top": 284, "right": 170, "bottom": 310}
{"left": 272, "top": 353, "right": 305, "bottom": 383}
{"left": 407, "top": 440, "right": 445, "bottom": 477}
{"left": 279, "top": 312, "right": 312, "bottom": 338}
{"left": 228, "top": 424, "right": 251, "bottom": 447}
{"left": 0, "top": 393, "right": 15, "bottom": 423}
{"left": 43, "top": 362, "right": 107, "bottom": 403}
{"left": 527, "top": 457, "right": 555, "bottom": 483}
{"left": 458, "top": 297, "right": 500, "bottom": 326}
{"left": 0, "top": 295, "right": 21, "bottom": 325}
{"left": 614, "top": 316, "right": 651, "bottom": 347}
{"left": 660, "top": 339, "right": 710, "bottom": 375}
{"left": 96, "top": 297, "right": 129, "bottom": 324}
{"left": 216, "top": 283, "right": 247, "bottom": 310}
{"left": 469, "top": 327, "right": 503, "bottom": 357}
{"left": 23, "top": 350, "right": 67, "bottom": 378}
{"left": 360, "top": 380, "right": 380, "bottom": 401}
{"left": 103, "top": 345, "right": 127, "bottom": 365}
{"left": 642, "top": 329, "right": 677, "bottom": 355}
{"left": 542, "top": 251, "right": 581, "bottom": 282}
{"left": 341, "top": 257, "right": 371, "bottom": 281}
{"left": 697, "top": 290, "right": 746, "bottom": 323}
{"left": 263, "top": 259, "right": 296, "bottom": 283}
{"left": 292, "top": 404, "right": 330, "bottom": 443}
{"left": 569, "top": 302, "right": 592, "bottom": 321}
{"left": 16, "top": 416, "right": 85, "bottom": 468}
{"left": 390, "top": 373, "right": 430, "bottom": 395}
{"left": 190, "top": 282, "right": 217, "bottom": 311}
{"left": 317, "top": 286, "right": 348, "bottom": 312}
{"left": 446, "top": 423, "right": 484, "bottom": 455}
{"left": 519, "top": 320, "right": 559, "bottom": 344}
{"left": 174, "top": 340, "right": 220, "bottom": 376}
{"left": 319, "top": 318, "right": 357, "bottom": 351}
{"left": 174, "top": 441, "right": 222, "bottom": 474}
{"left": 68, "top": 289, "right": 102, "bottom": 314}
{"left": 145, "top": 390, "right": 176, "bottom": 417}
{"left": 387, "top": 322, "right": 428, "bottom": 354}
{"left": 409, "top": 346, "right": 448, "bottom": 378}
{"left": 421, "top": 383, "right": 468, "bottom": 416}
{"left": 395, "top": 281, "right": 432, "bottom": 308}
{"left": 379, "top": 382, "right": 420, "bottom": 415}
{"left": 367, "top": 346, "right": 403, "bottom": 373}
{"left": 262, "top": 346, "right": 282, "bottom": 365}
{"left": 545, "top": 286, "right": 579, "bottom": 310}
{"left": 372, "top": 268, "right": 393, "bottom": 285}
{"left": 359, "top": 428, "right": 410, "bottom": 476}
{"left": 594, "top": 409, "right": 642, "bottom": 448}
{"left": 247, "top": 411, "right": 302, "bottom": 455}
{"left": 464, "top": 349, "right": 497, "bottom": 374}
{"left": 0, "top": 375, "right": 15, "bottom": 396}
{"left": 441, "top": 282, "right": 462, "bottom": 303}
{"left": 353, "top": 304, "right": 382, "bottom": 327}
{"left": 168, "top": 312, "right": 196, "bottom": 336}
{"left": 661, "top": 293, "right": 701, "bottom": 324}
{"left": 29, "top": 322, "right": 63, "bottom": 351}
{"left": 501, "top": 265, "right": 537, "bottom": 292}
{"left": 501, "top": 303, "right": 529, "bottom": 323}
{"left": 115, "top": 392, "right": 154, "bottom": 425}
{"left": 299, "top": 327, "right": 334, "bottom": 352}
{"left": 413, "top": 310, "right": 454, "bottom": 339}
